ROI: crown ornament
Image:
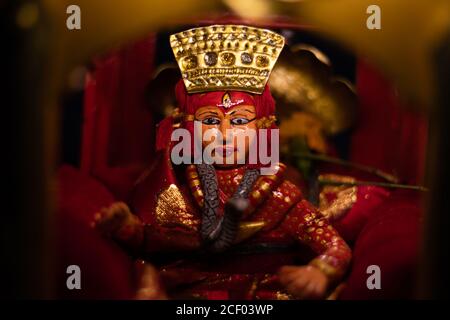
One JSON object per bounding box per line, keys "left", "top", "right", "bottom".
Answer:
{"left": 170, "top": 25, "right": 285, "bottom": 95}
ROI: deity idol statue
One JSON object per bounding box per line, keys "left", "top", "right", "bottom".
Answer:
{"left": 93, "top": 25, "right": 351, "bottom": 300}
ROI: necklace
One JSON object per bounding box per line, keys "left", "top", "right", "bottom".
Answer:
{"left": 196, "top": 163, "right": 260, "bottom": 252}
{"left": 185, "top": 163, "right": 287, "bottom": 251}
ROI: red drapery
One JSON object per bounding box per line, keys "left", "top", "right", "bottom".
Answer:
{"left": 351, "top": 60, "right": 427, "bottom": 185}
{"left": 81, "top": 35, "right": 157, "bottom": 199}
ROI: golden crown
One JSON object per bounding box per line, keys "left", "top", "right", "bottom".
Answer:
{"left": 170, "top": 25, "right": 285, "bottom": 95}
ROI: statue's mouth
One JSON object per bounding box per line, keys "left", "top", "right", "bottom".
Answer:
{"left": 214, "top": 146, "right": 237, "bottom": 157}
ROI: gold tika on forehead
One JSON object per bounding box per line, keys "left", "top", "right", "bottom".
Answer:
{"left": 170, "top": 25, "right": 285, "bottom": 94}
{"left": 217, "top": 92, "right": 244, "bottom": 109}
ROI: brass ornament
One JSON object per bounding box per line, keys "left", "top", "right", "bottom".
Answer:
{"left": 256, "top": 55, "right": 269, "bottom": 67}
{"left": 269, "top": 47, "right": 356, "bottom": 136}
{"left": 220, "top": 52, "right": 236, "bottom": 66}
{"left": 256, "top": 115, "right": 277, "bottom": 129}
{"left": 182, "top": 55, "right": 198, "bottom": 70}
{"left": 170, "top": 24, "right": 285, "bottom": 94}
{"left": 234, "top": 221, "right": 267, "bottom": 244}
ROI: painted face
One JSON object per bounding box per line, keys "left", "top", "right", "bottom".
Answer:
{"left": 194, "top": 103, "right": 257, "bottom": 167}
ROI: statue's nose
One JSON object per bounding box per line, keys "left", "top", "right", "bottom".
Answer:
{"left": 220, "top": 120, "right": 233, "bottom": 144}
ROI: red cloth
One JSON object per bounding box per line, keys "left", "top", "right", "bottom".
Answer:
{"left": 56, "top": 165, "right": 136, "bottom": 299}
{"left": 174, "top": 79, "right": 275, "bottom": 117}
{"left": 340, "top": 190, "right": 422, "bottom": 299}
{"left": 333, "top": 186, "right": 391, "bottom": 243}
{"left": 350, "top": 60, "right": 428, "bottom": 184}
{"left": 81, "top": 35, "right": 157, "bottom": 200}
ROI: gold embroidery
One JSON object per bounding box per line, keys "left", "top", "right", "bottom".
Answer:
{"left": 156, "top": 184, "right": 199, "bottom": 231}
{"left": 251, "top": 190, "right": 262, "bottom": 200}
{"left": 259, "top": 181, "right": 271, "bottom": 192}
{"left": 307, "top": 226, "right": 316, "bottom": 233}
{"left": 319, "top": 174, "right": 357, "bottom": 221}
{"left": 275, "top": 291, "right": 292, "bottom": 300}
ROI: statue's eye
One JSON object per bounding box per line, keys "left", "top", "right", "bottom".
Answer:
{"left": 202, "top": 117, "right": 220, "bottom": 125}
{"left": 230, "top": 118, "right": 250, "bottom": 125}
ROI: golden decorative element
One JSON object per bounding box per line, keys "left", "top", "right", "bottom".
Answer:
{"left": 309, "top": 258, "right": 341, "bottom": 282}
{"left": 189, "top": 179, "right": 201, "bottom": 187}
{"left": 234, "top": 221, "right": 266, "bottom": 244}
{"left": 256, "top": 55, "right": 269, "bottom": 67}
{"left": 275, "top": 291, "right": 292, "bottom": 300}
{"left": 192, "top": 190, "right": 204, "bottom": 208}
{"left": 247, "top": 163, "right": 286, "bottom": 215}
{"left": 183, "top": 114, "right": 195, "bottom": 122}
{"left": 186, "top": 165, "right": 205, "bottom": 208}
{"left": 218, "top": 92, "right": 246, "bottom": 109}
{"left": 251, "top": 189, "right": 262, "bottom": 200}
{"left": 280, "top": 112, "right": 327, "bottom": 153}
{"left": 256, "top": 115, "right": 277, "bottom": 129}
{"left": 155, "top": 184, "right": 199, "bottom": 231}
{"left": 220, "top": 52, "right": 236, "bottom": 66}
{"left": 182, "top": 55, "right": 198, "bottom": 70}
{"left": 319, "top": 174, "right": 357, "bottom": 221}
{"left": 269, "top": 47, "right": 356, "bottom": 137}
{"left": 170, "top": 25, "right": 285, "bottom": 94}
{"left": 168, "top": 107, "right": 185, "bottom": 128}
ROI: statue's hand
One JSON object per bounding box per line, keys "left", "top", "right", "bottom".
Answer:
{"left": 278, "top": 265, "right": 329, "bottom": 299}
{"left": 91, "top": 202, "right": 138, "bottom": 240}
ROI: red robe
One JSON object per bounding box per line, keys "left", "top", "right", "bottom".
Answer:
{"left": 123, "top": 147, "right": 351, "bottom": 299}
